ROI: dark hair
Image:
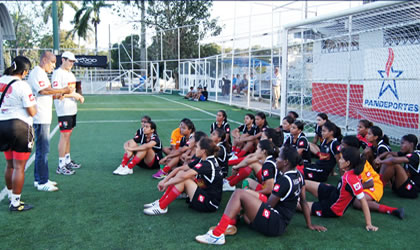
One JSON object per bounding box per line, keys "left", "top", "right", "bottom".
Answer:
{"left": 214, "top": 128, "right": 231, "bottom": 153}
{"left": 190, "top": 86, "right": 194, "bottom": 90}
{"left": 342, "top": 135, "right": 360, "bottom": 149}
{"left": 264, "top": 128, "right": 283, "bottom": 147}
{"left": 182, "top": 118, "right": 195, "bottom": 133}
{"left": 317, "top": 113, "right": 328, "bottom": 121}
{"left": 199, "top": 137, "right": 219, "bottom": 156}
{"left": 280, "top": 144, "right": 300, "bottom": 169}
{"left": 194, "top": 131, "right": 208, "bottom": 143}
{"left": 218, "top": 110, "right": 228, "bottom": 123}
{"left": 282, "top": 115, "right": 295, "bottom": 125}
{"left": 4, "top": 56, "right": 31, "bottom": 76}
{"left": 259, "top": 140, "right": 279, "bottom": 159}
{"left": 293, "top": 120, "right": 304, "bottom": 131}
{"left": 359, "top": 119, "right": 373, "bottom": 129}
{"left": 288, "top": 111, "right": 299, "bottom": 119}
{"left": 256, "top": 112, "right": 268, "bottom": 127}
{"left": 245, "top": 113, "right": 255, "bottom": 125}
{"left": 142, "top": 115, "right": 151, "bottom": 122}
{"left": 146, "top": 121, "right": 157, "bottom": 133}
{"left": 323, "top": 121, "right": 342, "bottom": 142}
{"left": 369, "top": 126, "right": 390, "bottom": 145}
{"left": 402, "top": 134, "right": 418, "bottom": 148}
{"left": 340, "top": 147, "right": 365, "bottom": 175}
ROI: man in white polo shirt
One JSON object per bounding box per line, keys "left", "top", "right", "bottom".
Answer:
{"left": 272, "top": 67, "right": 281, "bottom": 109}
{"left": 29, "top": 51, "right": 72, "bottom": 191}
{"left": 52, "top": 51, "right": 84, "bottom": 175}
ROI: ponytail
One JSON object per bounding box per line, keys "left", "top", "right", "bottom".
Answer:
{"left": 4, "top": 56, "right": 31, "bottom": 76}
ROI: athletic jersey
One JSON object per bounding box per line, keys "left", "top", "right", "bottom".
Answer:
{"left": 52, "top": 67, "right": 77, "bottom": 116}
{"left": 210, "top": 121, "right": 231, "bottom": 135}
{"left": 315, "top": 124, "right": 322, "bottom": 138}
{"left": 255, "top": 124, "right": 269, "bottom": 134}
{"left": 271, "top": 170, "right": 305, "bottom": 225}
{"left": 371, "top": 140, "right": 391, "bottom": 158}
{"left": 357, "top": 134, "right": 372, "bottom": 149}
{"left": 216, "top": 142, "right": 228, "bottom": 171}
{"left": 180, "top": 133, "right": 194, "bottom": 148}
{"left": 193, "top": 156, "right": 223, "bottom": 204}
{"left": 238, "top": 124, "right": 257, "bottom": 136}
{"left": 261, "top": 155, "right": 277, "bottom": 183}
{"left": 28, "top": 66, "right": 53, "bottom": 124}
{"left": 316, "top": 138, "right": 340, "bottom": 167}
{"left": 133, "top": 130, "right": 163, "bottom": 159}
{"left": 360, "top": 161, "right": 382, "bottom": 193}
{"left": 0, "top": 75, "right": 36, "bottom": 125}
{"left": 170, "top": 127, "right": 183, "bottom": 149}
{"left": 401, "top": 150, "right": 420, "bottom": 187}
{"left": 284, "top": 132, "right": 311, "bottom": 164}
{"left": 330, "top": 169, "right": 365, "bottom": 216}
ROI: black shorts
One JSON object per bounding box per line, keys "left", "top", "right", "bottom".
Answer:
{"left": 137, "top": 154, "right": 160, "bottom": 169}
{"left": 250, "top": 203, "right": 287, "bottom": 237}
{"left": 188, "top": 188, "right": 219, "bottom": 213}
{"left": 303, "top": 163, "right": 333, "bottom": 182}
{"left": 392, "top": 178, "right": 418, "bottom": 199}
{"left": 58, "top": 115, "right": 77, "bottom": 131}
{"left": 311, "top": 183, "right": 339, "bottom": 217}
{"left": 0, "top": 119, "right": 34, "bottom": 153}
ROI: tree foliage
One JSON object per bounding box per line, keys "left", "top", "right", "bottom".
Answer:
{"left": 41, "top": 1, "right": 79, "bottom": 28}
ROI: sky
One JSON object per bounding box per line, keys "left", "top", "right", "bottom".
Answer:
{"left": 56, "top": 1, "right": 363, "bottom": 50}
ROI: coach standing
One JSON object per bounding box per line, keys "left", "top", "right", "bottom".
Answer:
{"left": 29, "top": 51, "right": 72, "bottom": 191}
{"left": 52, "top": 51, "right": 84, "bottom": 175}
{"left": 272, "top": 67, "right": 281, "bottom": 110}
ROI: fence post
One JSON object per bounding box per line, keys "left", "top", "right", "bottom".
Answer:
{"left": 344, "top": 15, "right": 353, "bottom": 134}
{"left": 215, "top": 55, "right": 219, "bottom": 101}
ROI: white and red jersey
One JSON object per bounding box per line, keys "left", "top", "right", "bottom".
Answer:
{"left": 52, "top": 67, "right": 77, "bottom": 116}
{"left": 0, "top": 75, "right": 36, "bottom": 125}
{"left": 28, "top": 66, "right": 53, "bottom": 124}
{"left": 330, "top": 169, "right": 365, "bottom": 216}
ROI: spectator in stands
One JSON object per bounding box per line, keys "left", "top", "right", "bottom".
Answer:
{"left": 239, "top": 74, "right": 248, "bottom": 94}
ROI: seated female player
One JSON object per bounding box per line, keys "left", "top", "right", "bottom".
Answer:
{"left": 357, "top": 119, "right": 373, "bottom": 149}
{"left": 210, "top": 110, "right": 231, "bottom": 144}
{"left": 301, "top": 146, "right": 378, "bottom": 231}
{"left": 375, "top": 134, "right": 419, "bottom": 199}
{"left": 284, "top": 120, "right": 311, "bottom": 166}
{"left": 231, "top": 113, "right": 257, "bottom": 158}
{"left": 195, "top": 145, "right": 326, "bottom": 245}
{"left": 211, "top": 129, "right": 230, "bottom": 178}
{"left": 275, "top": 115, "right": 294, "bottom": 143}
{"left": 364, "top": 126, "right": 391, "bottom": 169}
{"left": 153, "top": 119, "right": 195, "bottom": 179}
{"left": 309, "top": 113, "right": 329, "bottom": 155}
{"left": 113, "top": 120, "right": 162, "bottom": 175}
{"left": 162, "top": 118, "right": 189, "bottom": 156}
{"left": 143, "top": 137, "right": 223, "bottom": 215}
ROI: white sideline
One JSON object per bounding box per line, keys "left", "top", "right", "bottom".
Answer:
{"left": 0, "top": 125, "right": 59, "bottom": 202}
{"left": 77, "top": 118, "right": 214, "bottom": 124}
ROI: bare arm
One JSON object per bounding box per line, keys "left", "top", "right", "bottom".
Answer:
{"left": 360, "top": 196, "right": 378, "bottom": 231}
{"left": 39, "top": 86, "right": 72, "bottom": 96}
{"left": 126, "top": 140, "right": 156, "bottom": 152}
{"left": 25, "top": 105, "right": 37, "bottom": 117}
{"left": 300, "top": 186, "right": 327, "bottom": 231}
{"left": 258, "top": 179, "right": 274, "bottom": 195}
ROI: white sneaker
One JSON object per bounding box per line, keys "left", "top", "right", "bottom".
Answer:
{"left": 113, "top": 165, "right": 125, "bottom": 175}
{"left": 143, "top": 201, "right": 168, "bottom": 215}
{"left": 229, "top": 154, "right": 238, "bottom": 161}
{"left": 223, "top": 181, "right": 236, "bottom": 192}
{"left": 144, "top": 199, "right": 159, "bottom": 209}
{"left": 117, "top": 166, "right": 133, "bottom": 175}
{"left": 37, "top": 182, "right": 59, "bottom": 192}
{"left": 195, "top": 230, "right": 225, "bottom": 245}
{"left": 34, "top": 180, "right": 58, "bottom": 188}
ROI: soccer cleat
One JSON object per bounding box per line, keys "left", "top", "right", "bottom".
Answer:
{"left": 391, "top": 208, "right": 405, "bottom": 219}
{"left": 229, "top": 154, "right": 238, "bottom": 161}
{"left": 113, "top": 165, "right": 125, "bottom": 175}
{"left": 68, "top": 160, "right": 81, "bottom": 169}
{"left": 37, "top": 182, "right": 59, "bottom": 192}
{"left": 143, "top": 202, "right": 168, "bottom": 215}
{"left": 195, "top": 230, "right": 225, "bottom": 245}
{"left": 56, "top": 165, "right": 75, "bottom": 175}
{"left": 117, "top": 166, "right": 133, "bottom": 175}
{"left": 209, "top": 225, "right": 237, "bottom": 236}
{"left": 143, "top": 199, "right": 159, "bottom": 209}
{"left": 223, "top": 181, "right": 236, "bottom": 192}
{"left": 152, "top": 169, "right": 167, "bottom": 179}
{"left": 9, "top": 202, "right": 34, "bottom": 212}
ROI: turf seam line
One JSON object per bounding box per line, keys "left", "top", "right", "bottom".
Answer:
{"left": 0, "top": 125, "right": 59, "bottom": 202}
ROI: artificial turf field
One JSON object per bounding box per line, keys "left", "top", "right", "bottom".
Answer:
{"left": 0, "top": 94, "right": 418, "bottom": 249}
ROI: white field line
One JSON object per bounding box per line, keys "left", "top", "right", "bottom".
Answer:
{"left": 77, "top": 118, "right": 214, "bottom": 124}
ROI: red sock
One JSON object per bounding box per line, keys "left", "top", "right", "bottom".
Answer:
{"left": 232, "top": 146, "right": 237, "bottom": 152}
{"left": 378, "top": 204, "right": 397, "bottom": 214}
{"left": 256, "top": 183, "right": 263, "bottom": 191}
{"left": 213, "top": 214, "right": 234, "bottom": 236}
{"left": 296, "top": 165, "right": 304, "bottom": 175}
{"left": 159, "top": 185, "right": 181, "bottom": 209}
{"left": 236, "top": 150, "right": 247, "bottom": 158}
{"left": 121, "top": 153, "right": 130, "bottom": 166}
{"left": 162, "top": 165, "right": 171, "bottom": 173}
{"left": 256, "top": 169, "right": 262, "bottom": 183}
{"left": 226, "top": 175, "right": 235, "bottom": 181}
{"left": 234, "top": 147, "right": 241, "bottom": 153}
{"left": 229, "top": 167, "right": 252, "bottom": 186}
{"left": 228, "top": 156, "right": 245, "bottom": 166}
{"left": 127, "top": 156, "right": 141, "bottom": 169}
{"left": 159, "top": 185, "right": 174, "bottom": 203}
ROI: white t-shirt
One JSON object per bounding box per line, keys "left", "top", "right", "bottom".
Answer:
{"left": 52, "top": 67, "right": 77, "bottom": 116}
{"left": 0, "top": 75, "right": 36, "bottom": 125}
{"left": 273, "top": 72, "right": 281, "bottom": 87}
{"left": 28, "top": 66, "right": 53, "bottom": 124}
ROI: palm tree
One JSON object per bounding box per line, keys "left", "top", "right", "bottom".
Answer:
{"left": 71, "top": 0, "right": 111, "bottom": 55}
{"left": 42, "top": 1, "right": 79, "bottom": 29}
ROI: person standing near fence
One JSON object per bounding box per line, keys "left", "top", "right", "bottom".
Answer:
{"left": 52, "top": 51, "right": 84, "bottom": 175}
{"left": 29, "top": 51, "right": 72, "bottom": 191}
{"left": 272, "top": 67, "right": 281, "bottom": 109}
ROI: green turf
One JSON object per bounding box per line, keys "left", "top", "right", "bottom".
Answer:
{"left": 0, "top": 94, "right": 417, "bottom": 249}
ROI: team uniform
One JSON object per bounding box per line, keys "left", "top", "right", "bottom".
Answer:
{"left": 360, "top": 161, "right": 383, "bottom": 202}
{"left": 170, "top": 127, "right": 183, "bottom": 150}
{"left": 216, "top": 142, "right": 229, "bottom": 177}
{"left": 0, "top": 75, "right": 36, "bottom": 159}
{"left": 237, "top": 124, "right": 257, "bottom": 136}
{"left": 357, "top": 134, "right": 372, "bottom": 149}
{"left": 284, "top": 132, "right": 311, "bottom": 165}
{"left": 311, "top": 169, "right": 365, "bottom": 217}
{"left": 189, "top": 156, "right": 223, "bottom": 212}
{"left": 302, "top": 139, "right": 340, "bottom": 182}
{"left": 393, "top": 151, "right": 420, "bottom": 198}
{"left": 371, "top": 140, "right": 391, "bottom": 158}
{"left": 255, "top": 124, "right": 269, "bottom": 135}
{"left": 29, "top": 66, "right": 53, "bottom": 125}
{"left": 52, "top": 67, "right": 77, "bottom": 132}
{"left": 250, "top": 170, "right": 304, "bottom": 236}
{"left": 133, "top": 129, "right": 163, "bottom": 169}
{"left": 210, "top": 121, "right": 231, "bottom": 144}
{"left": 256, "top": 156, "right": 277, "bottom": 185}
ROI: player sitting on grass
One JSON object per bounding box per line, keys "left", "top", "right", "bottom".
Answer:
{"left": 195, "top": 145, "right": 326, "bottom": 245}
{"left": 284, "top": 120, "right": 311, "bottom": 166}
{"left": 230, "top": 114, "right": 257, "bottom": 160}
{"left": 375, "top": 134, "right": 419, "bottom": 199}
{"left": 309, "top": 112, "right": 329, "bottom": 155}
{"left": 113, "top": 120, "right": 162, "bottom": 175}
{"left": 144, "top": 137, "right": 223, "bottom": 215}
{"left": 357, "top": 119, "right": 373, "bottom": 149}
{"left": 162, "top": 118, "right": 188, "bottom": 156}
{"left": 299, "top": 146, "right": 378, "bottom": 231}
{"left": 211, "top": 128, "right": 230, "bottom": 178}
{"left": 210, "top": 110, "right": 231, "bottom": 145}
{"left": 364, "top": 126, "right": 391, "bottom": 170}
{"left": 275, "top": 115, "right": 294, "bottom": 144}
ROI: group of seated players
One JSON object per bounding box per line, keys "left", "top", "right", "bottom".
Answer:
{"left": 112, "top": 110, "right": 420, "bottom": 245}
